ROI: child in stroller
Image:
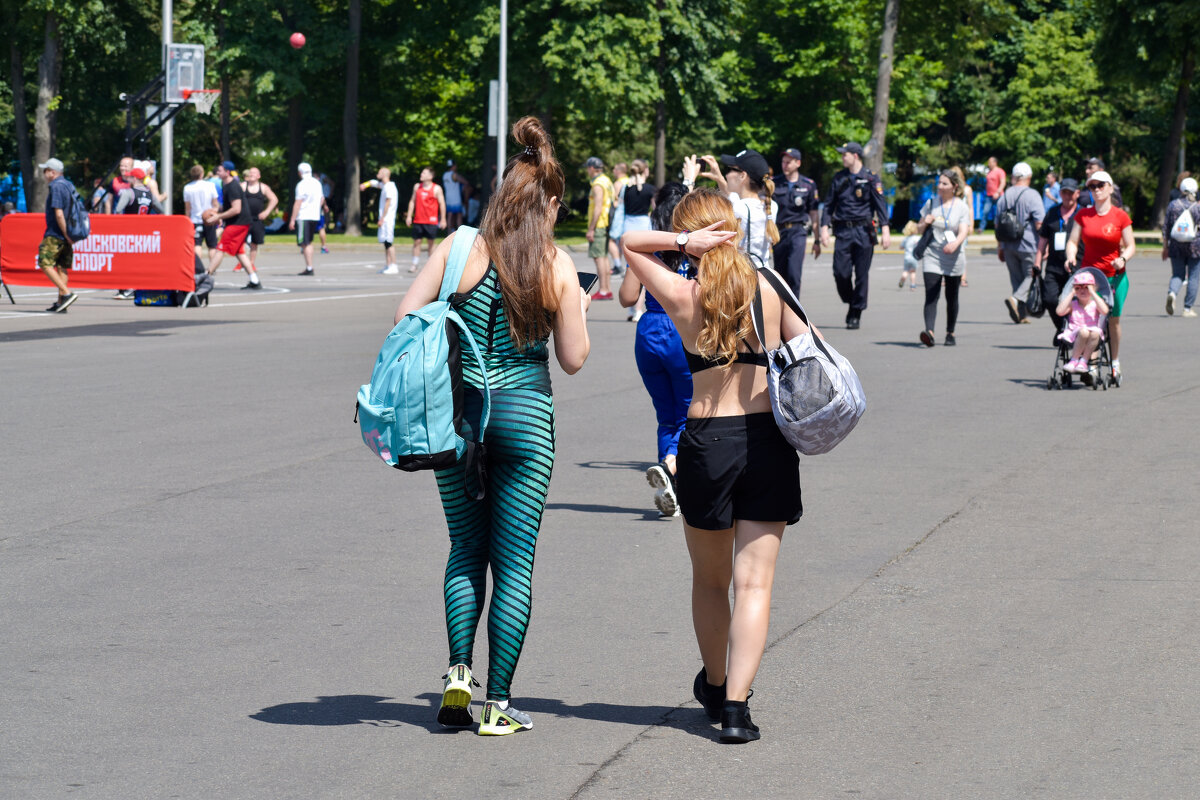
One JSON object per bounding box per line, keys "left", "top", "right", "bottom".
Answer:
{"left": 1057, "top": 271, "right": 1108, "bottom": 372}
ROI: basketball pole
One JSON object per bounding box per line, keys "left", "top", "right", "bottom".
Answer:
{"left": 161, "top": 0, "right": 174, "bottom": 214}
{"left": 496, "top": 0, "right": 507, "bottom": 184}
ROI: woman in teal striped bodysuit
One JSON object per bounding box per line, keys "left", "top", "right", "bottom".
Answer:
{"left": 394, "top": 117, "right": 591, "bottom": 736}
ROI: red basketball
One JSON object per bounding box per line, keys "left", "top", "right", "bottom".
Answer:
{"left": 290, "top": 32, "right": 306, "bottom": 49}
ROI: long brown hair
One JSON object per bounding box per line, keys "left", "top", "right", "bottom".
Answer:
{"left": 479, "top": 116, "right": 565, "bottom": 350}
{"left": 672, "top": 188, "right": 758, "bottom": 369}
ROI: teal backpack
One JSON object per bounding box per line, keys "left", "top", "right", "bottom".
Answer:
{"left": 356, "top": 227, "right": 491, "bottom": 495}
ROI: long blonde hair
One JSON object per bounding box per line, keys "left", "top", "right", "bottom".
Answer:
{"left": 754, "top": 173, "right": 780, "bottom": 246}
{"left": 479, "top": 116, "right": 564, "bottom": 349}
{"left": 672, "top": 188, "right": 758, "bottom": 369}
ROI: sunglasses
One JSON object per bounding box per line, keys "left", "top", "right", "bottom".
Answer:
{"left": 554, "top": 198, "right": 570, "bottom": 225}
{"left": 1086, "top": 183, "right": 1107, "bottom": 190}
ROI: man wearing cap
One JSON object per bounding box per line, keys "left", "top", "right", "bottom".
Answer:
{"left": 208, "top": 160, "right": 260, "bottom": 287}
{"left": 819, "top": 142, "right": 890, "bottom": 329}
{"left": 290, "top": 162, "right": 324, "bottom": 276}
{"left": 1079, "top": 157, "right": 1124, "bottom": 210}
{"left": 37, "top": 158, "right": 79, "bottom": 313}
{"left": 442, "top": 160, "right": 471, "bottom": 232}
{"left": 772, "top": 148, "right": 821, "bottom": 296}
{"left": 1035, "top": 177, "right": 1082, "bottom": 337}
{"left": 995, "top": 161, "right": 1045, "bottom": 323}
{"left": 585, "top": 157, "right": 615, "bottom": 299}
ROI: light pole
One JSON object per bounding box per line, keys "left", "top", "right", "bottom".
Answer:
{"left": 161, "top": 0, "right": 173, "bottom": 213}
{"left": 496, "top": 0, "right": 507, "bottom": 184}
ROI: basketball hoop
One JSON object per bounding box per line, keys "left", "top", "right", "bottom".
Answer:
{"left": 183, "top": 88, "right": 221, "bottom": 115}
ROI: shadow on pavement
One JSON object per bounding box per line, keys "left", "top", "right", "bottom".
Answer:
{"left": 546, "top": 502, "right": 660, "bottom": 520}
{"left": 872, "top": 340, "right": 926, "bottom": 349}
{"left": 0, "top": 319, "right": 240, "bottom": 343}
{"left": 575, "top": 460, "right": 650, "bottom": 472}
{"left": 250, "top": 693, "right": 716, "bottom": 740}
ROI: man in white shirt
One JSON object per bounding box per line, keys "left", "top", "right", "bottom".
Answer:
{"left": 182, "top": 163, "right": 220, "bottom": 260}
{"left": 289, "top": 162, "right": 324, "bottom": 275}
{"left": 361, "top": 167, "right": 399, "bottom": 273}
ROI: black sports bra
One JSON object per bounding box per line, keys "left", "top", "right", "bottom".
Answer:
{"left": 683, "top": 344, "right": 768, "bottom": 374}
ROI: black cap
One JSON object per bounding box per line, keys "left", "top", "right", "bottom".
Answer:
{"left": 836, "top": 142, "right": 864, "bottom": 157}
{"left": 1060, "top": 178, "right": 1080, "bottom": 193}
{"left": 783, "top": 148, "right": 802, "bottom": 161}
{"left": 1085, "top": 157, "right": 1105, "bottom": 168}
{"left": 719, "top": 149, "right": 770, "bottom": 184}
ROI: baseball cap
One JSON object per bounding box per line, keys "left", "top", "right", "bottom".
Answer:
{"left": 446, "top": 159, "right": 456, "bottom": 168}
{"left": 1180, "top": 177, "right": 1198, "bottom": 195}
{"left": 1073, "top": 272, "right": 1096, "bottom": 286}
{"left": 719, "top": 149, "right": 770, "bottom": 184}
{"left": 1059, "top": 177, "right": 1080, "bottom": 193}
{"left": 1086, "top": 157, "right": 1106, "bottom": 168}
{"left": 38, "top": 157, "right": 64, "bottom": 171}
{"left": 584, "top": 156, "right": 604, "bottom": 170}
{"left": 1087, "top": 170, "right": 1113, "bottom": 186}
{"left": 298, "top": 162, "right": 312, "bottom": 175}
{"left": 836, "top": 142, "right": 864, "bottom": 157}
{"left": 1012, "top": 162, "right": 1033, "bottom": 179}
{"left": 130, "top": 168, "right": 146, "bottom": 180}
{"left": 783, "top": 148, "right": 802, "bottom": 160}
{"left": 221, "top": 160, "right": 236, "bottom": 172}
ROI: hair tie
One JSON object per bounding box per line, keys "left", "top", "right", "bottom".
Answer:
{"left": 524, "top": 145, "right": 535, "bottom": 156}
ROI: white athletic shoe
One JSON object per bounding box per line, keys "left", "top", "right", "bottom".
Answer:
{"left": 379, "top": 265, "right": 400, "bottom": 275}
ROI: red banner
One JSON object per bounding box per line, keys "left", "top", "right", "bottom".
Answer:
{"left": 0, "top": 213, "right": 195, "bottom": 291}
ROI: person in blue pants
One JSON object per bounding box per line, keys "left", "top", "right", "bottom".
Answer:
{"left": 619, "top": 182, "right": 693, "bottom": 516}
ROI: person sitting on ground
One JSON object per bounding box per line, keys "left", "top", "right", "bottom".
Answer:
{"left": 1056, "top": 272, "right": 1108, "bottom": 373}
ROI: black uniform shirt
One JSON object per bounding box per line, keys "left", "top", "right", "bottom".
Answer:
{"left": 773, "top": 175, "right": 819, "bottom": 227}
{"left": 820, "top": 168, "right": 888, "bottom": 229}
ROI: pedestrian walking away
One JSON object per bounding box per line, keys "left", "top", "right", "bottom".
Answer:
{"left": 404, "top": 167, "right": 447, "bottom": 273}
{"left": 1035, "top": 177, "right": 1081, "bottom": 338}
{"left": 1066, "top": 170, "right": 1134, "bottom": 380}
{"left": 917, "top": 170, "right": 970, "bottom": 347}
{"left": 393, "top": 116, "right": 590, "bottom": 736}
{"left": 819, "top": 142, "right": 891, "bottom": 329}
{"left": 1161, "top": 176, "right": 1200, "bottom": 318}
{"left": 995, "top": 161, "right": 1044, "bottom": 324}
{"left": 36, "top": 158, "right": 79, "bottom": 313}
{"left": 442, "top": 160, "right": 472, "bottom": 232}
{"left": 183, "top": 163, "right": 220, "bottom": 261}
{"left": 619, "top": 159, "right": 655, "bottom": 320}
{"left": 206, "top": 161, "right": 260, "bottom": 287}
{"left": 771, "top": 147, "right": 820, "bottom": 296}
{"left": 608, "top": 162, "right": 629, "bottom": 275}
{"left": 624, "top": 188, "right": 807, "bottom": 744}
{"left": 291, "top": 162, "right": 323, "bottom": 276}
{"left": 617, "top": 180, "right": 693, "bottom": 517}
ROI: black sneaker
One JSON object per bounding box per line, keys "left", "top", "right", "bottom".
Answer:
{"left": 297, "top": 269, "right": 314, "bottom": 276}
{"left": 55, "top": 292, "right": 78, "bottom": 313}
{"left": 241, "top": 281, "right": 263, "bottom": 290}
{"left": 920, "top": 330, "right": 935, "bottom": 347}
{"left": 846, "top": 314, "right": 861, "bottom": 330}
{"left": 944, "top": 332, "right": 956, "bottom": 346}
{"left": 719, "top": 696, "right": 760, "bottom": 743}
{"left": 693, "top": 668, "right": 726, "bottom": 721}
{"left": 46, "top": 298, "right": 63, "bottom": 313}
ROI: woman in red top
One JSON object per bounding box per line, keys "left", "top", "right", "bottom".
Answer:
{"left": 1065, "top": 170, "right": 1135, "bottom": 378}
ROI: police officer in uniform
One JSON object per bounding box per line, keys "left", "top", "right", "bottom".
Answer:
{"left": 771, "top": 147, "right": 820, "bottom": 296}
{"left": 819, "top": 142, "right": 891, "bottom": 329}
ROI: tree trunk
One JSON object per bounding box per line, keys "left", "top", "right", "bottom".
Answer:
{"left": 864, "top": 0, "right": 900, "bottom": 176}
{"left": 218, "top": 0, "right": 231, "bottom": 160}
{"left": 288, "top": 95, "right": 303, "bottom": 209}
{"left": 653, "top": 0, "right": 666, "bottom": 187}
{"left": 342, "top": 0, "right": 362, "bottom": 236}
{"left": 1153, "top": 46, "right": 1194, "bottom": 227}
{"left": 7, "top": 17, "right": 33, "bottom": 211}
{"left": 32, "top": 11, "right": 61, "bottom": 212}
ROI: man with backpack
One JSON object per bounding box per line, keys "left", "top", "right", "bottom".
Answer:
{"left": 37, "top": 158, "right": 80, "bottom": 313}
{"left": 995, "top": 161, "right": 1044, "bottom": 324}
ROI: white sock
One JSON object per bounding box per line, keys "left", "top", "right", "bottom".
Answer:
{"left": 249, "top": 272, "right": 260, "bottom": 284}
{"left": 497, "top": 700, "right": 509, "bottom": 710}
{"left": 412, "top": 256, "right": 419, "bottom": 265}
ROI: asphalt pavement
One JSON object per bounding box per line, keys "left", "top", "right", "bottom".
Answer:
{"left": 2, "top": 243, "right": 1197, "bottom": 799}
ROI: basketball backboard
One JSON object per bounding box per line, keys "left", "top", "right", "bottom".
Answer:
{"left": 164, "top": 43, "right": 204, "bottom": 103}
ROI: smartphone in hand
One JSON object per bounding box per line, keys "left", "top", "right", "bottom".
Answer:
{"left": 577, "top": 271, "right": 599, "bottom": 294}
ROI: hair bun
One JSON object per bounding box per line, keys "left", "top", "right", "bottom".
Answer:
{"left": 512, "top": 116, "right": 551, "bottom": 161}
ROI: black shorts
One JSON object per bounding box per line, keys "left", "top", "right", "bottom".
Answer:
{"left": 249, "top": 219, "right": 266, "bottom": 245}
{"left": 412, "top": 223, "right": 439, "bottom": 240}
{"left": 296, "top": 220, "right": 317, "bottom": 247}
{"left": 677, "top": 412, "right": 802, "bottom": 530}
{"left": 194, "top": 223, "right": 219, "bottom": 249}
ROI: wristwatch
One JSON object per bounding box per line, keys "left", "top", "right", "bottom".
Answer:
{"left": 676, "top": 230, "right": 690, "bottom": 253}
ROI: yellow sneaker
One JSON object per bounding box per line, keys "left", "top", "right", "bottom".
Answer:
{"left": 477, "top": 700, "right": 533, "bottom": 736}
{"left": 437, "top": 664, "right": 479, "bottom": 728}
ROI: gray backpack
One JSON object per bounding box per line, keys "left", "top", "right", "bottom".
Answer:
{"left": 750, "top": 268, "right": 866, "bottom": 455}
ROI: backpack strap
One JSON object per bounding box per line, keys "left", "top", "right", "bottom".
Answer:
{"left": 750, "top": 267, "right": 838, "bottom": 363}
{"left": 439, "top": 226, "right": 479, "bottom": 301}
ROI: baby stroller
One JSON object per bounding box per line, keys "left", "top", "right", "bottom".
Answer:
{"left": 1047, "top": 267, "right": 1119, "bottom": 390}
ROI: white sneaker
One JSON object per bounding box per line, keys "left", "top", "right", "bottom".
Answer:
{"left": 1167, "top": 292, "right": 1176, "bottom": 316}
{"left": 378, "top": 265, "right": 400, "bottom": 275}
{"left": 1183, "top": 308, "right": 1198, "bottom": 318}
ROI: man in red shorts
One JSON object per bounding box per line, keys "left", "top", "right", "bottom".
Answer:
{"left": 206, "top": 160, "right": 261, "bottom": 289}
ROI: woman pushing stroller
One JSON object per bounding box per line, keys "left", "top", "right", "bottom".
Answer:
{"left": 1056, "top": 271, "right": 1108, "bottom": 374}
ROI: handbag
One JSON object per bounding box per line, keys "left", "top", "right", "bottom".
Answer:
{"left": 911, "top": 225, "right": 935, "bottom": 261}
{"left": 750, "top": 268, "right": 867, "bottom": 455}
{"left": 1025, "top": 269, "right": 1047, "bottom": 317}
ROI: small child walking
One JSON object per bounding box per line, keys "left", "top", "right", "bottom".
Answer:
{"left": 900, "top": 220, "right": 920, "bottom": 290}
{"left": 1056, "top": 271, "right": 1108, "bottom": 373}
